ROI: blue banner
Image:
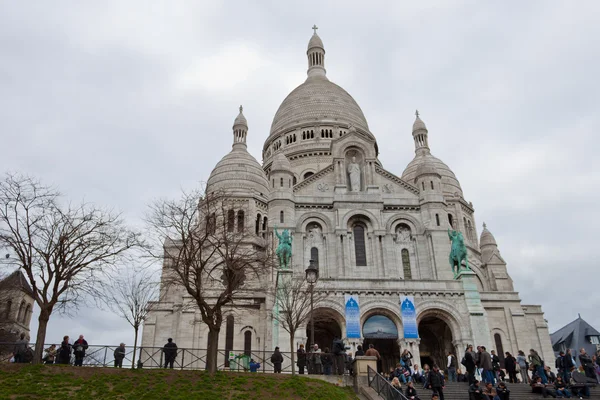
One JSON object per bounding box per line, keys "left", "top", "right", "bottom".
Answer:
{"left": 400, "top": 295, "right": 418, "bottom": 339}
{"left": 345, "top": 294, "right": 361, "bottom": 339}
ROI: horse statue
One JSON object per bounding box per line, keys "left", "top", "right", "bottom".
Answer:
{"left": 274, "top": 226, "right": 292, "bottom": 269}
{"left": 448, "top": 229, "right": 469, "bottom": 277}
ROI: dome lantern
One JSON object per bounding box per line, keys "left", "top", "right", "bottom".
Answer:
{"left": 307, "top": 25, "right": 326, "bottom": 78}
{"left": 232, "top": 105, "right": 248, "bottom": 148}
{"left": 412, "top": 110, "right": 429, "bottom": 156}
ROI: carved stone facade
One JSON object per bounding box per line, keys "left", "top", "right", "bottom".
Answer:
{"left": 142, "top": 30, "right": 554, "bottom": 371}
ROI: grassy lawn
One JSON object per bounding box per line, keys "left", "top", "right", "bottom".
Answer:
{"left": 0, "top": 364, "right": 358, "bottom": 400}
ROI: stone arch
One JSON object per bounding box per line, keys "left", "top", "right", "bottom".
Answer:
{"left": 342, "top": 209, "right": 380, "bottom": 231}
{"left": 416, "top": 300, "right": 470, "bottom": 343}
{"left": 360, "top": 304, "right": 403, "bottom": 339}
{"left": 296, "top": 212, "right": 334, "bottom": 233}
{"left": 467, "top": 264, "right": 489, "bottom": 292}
{"left": 307, "top": 304, "right": 346, "bottom": 345}
{"left": 386, "top": 214, "right": 425, "bottom": 235}
{"left": 335, "top": 140, "right": 374, "bottom": 159}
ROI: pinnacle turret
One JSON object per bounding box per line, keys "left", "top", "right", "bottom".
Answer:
{"left": 232, "top": 105, "right": 247, "bottom": 148}
{"left": 307, "top": 25, "right": 326, "bottom": 78}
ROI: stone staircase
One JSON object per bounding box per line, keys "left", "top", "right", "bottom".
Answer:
{"left": 432, "top": 382, "right": 600, "bottom": 400}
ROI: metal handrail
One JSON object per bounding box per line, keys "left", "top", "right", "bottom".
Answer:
{"left": 367, "top": 365, "right": 409, "bottom": 400}
{"left": 0, "top": 342, "right": 348, "bottom": 374}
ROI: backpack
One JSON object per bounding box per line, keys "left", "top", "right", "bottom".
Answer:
{"left": 555, "top": 356, "right": 563, "bottom": 369}
{"left": 461, "top": 356, "right": 467, "bottom": 366}
{"left": 333, "top": 339, "right": 345, "bottom": 355}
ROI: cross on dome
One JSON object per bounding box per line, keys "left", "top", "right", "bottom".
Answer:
{"left": 312, "top": 24, "right": 318, "bottom": 34}
{"left": 415, "top": 109, "right": 420, "bottom": 118}
{"left": 239, "top": 105, "right": 243, "bottom": 113}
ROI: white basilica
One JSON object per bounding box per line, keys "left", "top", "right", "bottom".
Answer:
{"left": 141, "top": 29, "right": 554, "bottom": 372}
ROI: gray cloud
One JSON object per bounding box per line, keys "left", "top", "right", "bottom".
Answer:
{"left": 1, "top": 1, "right": 598, "bottom": 347}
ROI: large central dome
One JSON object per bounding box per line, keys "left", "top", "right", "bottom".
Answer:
{"left": 264, "top": 31, "right": 374, "bottom": 152}
{"left": 269, "top": 75, "right": 370, "bottom": 137}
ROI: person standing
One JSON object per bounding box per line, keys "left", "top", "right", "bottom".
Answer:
{"left": 490, "top": 350, "right": 501, "bottom": 383}
{"left": 297, "top": 344, "right": 307, "bottom": 374}
{"left": 579, "top": 348, "right": 596, "bottom": 380}
{"left": 446, "top": 351, "right": 458, "bottom": 382}
{"left": 321, "top": 347, "right": 333, "bottom": 375}
{"left": 503, "top": 352, "right": 517, "bottom": 383}
{"left": 311, "top": 344, "right": 322, "bottom": 374}
{"left": 465, "top": 345, "right": 477, "bottom": 385}
{"left": 271, "top": 347, "right": 283, "bottom": 373}
{"left": 479, "top": 347, "right": 494, "bottom": 384}
{"left": 365, "top": 344, "right": 381, "bottom": 372}
{"left": 427, "top": 364, "right": 445, "bottom": 400}
{"left": 355, "top": 345, "right": 365, "bottom": 357}
{"left": 73, "top": 335, "right": 88, "bottom": 367}
{"left": 332, "top": 337, "right": 346, "bottom": 375}
{"left": 162, "top": 338, "right": 177, "bottom": 369}
{"left": 13, "top": 333, "right": 28, "bottom": 363}
{"left": 562, "top": 349, "right": 575, "bottom": 383}
{"left": 58, "top": 336, "right": 72, "bottom": 364}
{"left": 516, "top": 350, "right": 529, "bottom": 384}
{"left": 528, "top": 349, "right": 547, "bottom": 384}
{"left": 113, "top": 343, "right": 126, "bottom": 368}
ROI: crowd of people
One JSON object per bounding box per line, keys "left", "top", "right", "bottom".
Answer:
{"left": 8, "top": 332, "right": 600, "bottom": 400}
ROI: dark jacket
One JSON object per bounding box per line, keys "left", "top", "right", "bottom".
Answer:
{"left": 428, "top": 370, "right": 444, "bottom": 387}
{"left": 321, "top": 353, "right": 333, "bottom": 367}
{"left": 114, "top": 346, "right": 126, "bottom": 360}
{"left": 491, "top": 354, "right": 501, "bottom": 371}
{"left": 504, "top": 355, "right": 516, "bottom": 372}
{"left": 555, "top": 356, "right": 564, "bottom": 370}
{"left": 464, "top": 351, "right": 476, "bottom": 372}
{"left": 163, "top": 341, "right": 177, "bottom": 360}
{"left": 469, "top": 383, "right": 486, "bottom": 400}
{"left": 297, "top": 348, "right": 306, "bottom": 367}
{"left": 479, "top": 351, "right": 492, "bottom": 370}
{"left": 271, "top": 350, "right": 283, "bottom": 365}
{"left": 563, "top": 353, "right": 575, "bottom": 369}
{"left": 579, "top": 352, "right": 593, "bottom": 367}
{"left": 355, "top": 349, "right": 365, "bottom": 357}
{"left": 73, "top": 339, "right": 88, "bottom": 357}
{"left": 405, "top": 386, "right": 419, "bottom": 397}
{"left": 59, "top": 340, "right": 71, "bottom": 363}
{"left": 401, "top": 351, "right": 413, "bottom": 366}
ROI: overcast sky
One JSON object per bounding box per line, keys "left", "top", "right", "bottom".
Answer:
{"left": 1, "top": 1, "right": 598, "bottom": 349}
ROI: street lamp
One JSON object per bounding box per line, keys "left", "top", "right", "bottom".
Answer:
{"left": 305, "top": 259, "right": 319, "bottom": 347}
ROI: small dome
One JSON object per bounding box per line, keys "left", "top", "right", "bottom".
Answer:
{"left": 271, "top": 152, "right": 292, "bottom": 172}
{"left": 480, "top": 223, "right": 498, "bottom": 248}
{"left": 308, "top": 33, "right": 324, "bottom": 50}
{"left": 207, "top": 147, "right": 269, "bottom": 196}
{"left": 402, "top": 154, "right": 463, "bottom": 197}
{"left": 413, "top": 115, "right": 427, "bottom": 132}
{"left": 233, "top": 105, "right": 247, "bottom": 128}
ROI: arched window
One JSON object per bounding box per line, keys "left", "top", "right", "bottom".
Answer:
{"left": 422, "top": 182, "right": 425, "bottom": 190}
{"left": 311, "top": 247, "right": 319, "bottom": 268}
{"left": 5, "top": 300, "right": 11, "bottom": 320}
{"left": 436, "top": 214, "right": 440, "bottom": 226}
{"left": 279, "top": 211, "right": 284, "bottom": 224}
{"left": 255, "top": 213, "right": 261, "bottom": 235}
{"left": 23, "top": 304, "right": 31, "bottom": 323}
{"left": 467, "top": 220, "right": 473, "bottom": 241}
{"left": 353, "top": 225, "right": 367, "bottom": 266}
{"left": 237, "top": 211, "right": 244, "bottom": 233}
{"left": 303, "top": 172, "right": 314, "bottom": 180}
{"left": 448, "top": 214, "right": 454, "bottom": 228}
{"left": 244, "top": 331, "right": 252, "bottom": 357}
{"left": 494, "top": 333, "right": 505, "bottom": 367}
{"left": 227, "top": 209, "right": 235, "bottom": 232}
{"left": 17, "top": 301, "right": 25, "bottom": 323}
{"left": 401, "top": 249, "right": 412, "bottom": 280}
{"left": 430, "top": 181, "right": 434, "bottom": 190}
{"left": 293, "top": 177, "right": 297, "bottom": 186}
{"left": 225, "top": 315, "right": 234, "bottom": 367}
{"left": 280, "top": 177, "right": 284, "bottom": 188}
{"left": 272, "top": 179, "right": 275, "bottom": 188}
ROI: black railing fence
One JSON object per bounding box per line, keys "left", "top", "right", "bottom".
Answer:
{"left": 0, "top": 342, "right": 348, "bottom": 375}
{"left": 368, "top": 365, "right": 409, "bottom": 400}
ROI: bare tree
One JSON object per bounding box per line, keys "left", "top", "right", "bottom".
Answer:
{"left": 101, "top": 266, "right": 158, "bottom": 368}
{"left": 0, "top": 173, "right": 141, "bottom": 363}
{"left": 146, "top": 188, "right": 273, "bottom": 374}
{"left": 272, "top": 275, "right": 328, "bottom": 374}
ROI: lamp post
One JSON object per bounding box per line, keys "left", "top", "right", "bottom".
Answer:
{"left": 305, "top": 259, "right": 319, "bottom": 347}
